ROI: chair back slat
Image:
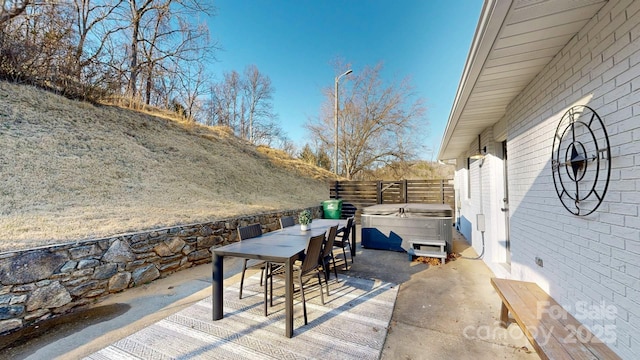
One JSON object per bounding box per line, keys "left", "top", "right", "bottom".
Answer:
{"left": 300, "top": 233, "right": 325, "bottom": 273}
{"left": 341, "top": 217, "right": 354, "bottom": 240}
{"left": 279, "top": 216, "right": 295, "bottom": 228}
{"left": 238, "top": 223, "right": 262, "bottom": 240}
{"left": 322, "top": 225, "right": 338, "bottom": 259}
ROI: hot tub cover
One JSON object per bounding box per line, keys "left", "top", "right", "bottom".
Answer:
{"left": 362, "top": 203, "right": 452, "bottom": 217}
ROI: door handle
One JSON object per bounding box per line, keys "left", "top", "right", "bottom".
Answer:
{"left": 501, "top": 208, "right": 508, "bottom": 212}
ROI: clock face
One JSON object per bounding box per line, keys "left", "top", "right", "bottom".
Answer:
{"left": 551, "top": 105, "right": 610, "bottom": 216}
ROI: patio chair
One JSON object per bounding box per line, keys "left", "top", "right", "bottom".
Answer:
{"left": 333, "top": 217, "right": 354, "bottom": 269}
{"left": 268, "top": 215, "right": 295, "bottom": 301}
{"left": 269, "top": 232, "right": 327, "bottom": 325}
{"left": 279, "top": 216, "right": 295, "bottom": 228}
{"left": 298, "top": 233, "right": 328, "bottom": 324}
{"left": 238, "top": 223, "right": 265, "bottom": 300}
{"left": 319, "top": 225, "right": 339, "bottom": 283}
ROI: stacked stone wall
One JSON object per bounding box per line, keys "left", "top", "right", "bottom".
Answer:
{"left": 0, "top": 206, "right": 322, "bottom": 334}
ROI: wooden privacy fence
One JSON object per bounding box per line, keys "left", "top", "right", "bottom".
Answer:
{"left": 329, "top": 179, "right": 454, "bottom": 220}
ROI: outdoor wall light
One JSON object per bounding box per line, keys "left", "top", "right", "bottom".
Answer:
{"left": 470, "top": 146, "right": 487, "bottom": 159}
{"left": 469, "top": 134, "right": 486, "bottom": 159}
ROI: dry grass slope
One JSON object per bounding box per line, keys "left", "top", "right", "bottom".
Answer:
{"left": 0, "top": 82, "right": 336, "bottom": 252}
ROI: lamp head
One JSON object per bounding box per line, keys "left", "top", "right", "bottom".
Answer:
{"left": 337, "top": 69, "right": 353, "bottom": 80}
{"left": 470, "top": 146, "right": 487, "bottom": 159}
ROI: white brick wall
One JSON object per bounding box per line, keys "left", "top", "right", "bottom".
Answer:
{"left": 500, "top": 0, "right": 640, "bottom": 357}
{"left": 452, "top": 0, "right": 640, "bottom": 358}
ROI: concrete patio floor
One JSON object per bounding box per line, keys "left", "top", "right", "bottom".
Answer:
{"left": 2, "top": 227, "right": 540, "bottom": 360}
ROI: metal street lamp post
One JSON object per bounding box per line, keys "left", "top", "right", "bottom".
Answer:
{"left": 334, "top": 69, "right": 352, "bottom": 175}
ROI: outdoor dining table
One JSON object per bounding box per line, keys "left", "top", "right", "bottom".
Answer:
{"left": 211, "top": 219, "right": 348, "bottom": 338}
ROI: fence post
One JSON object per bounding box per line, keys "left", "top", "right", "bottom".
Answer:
{"left": 403, "top": 180, "right": 408, "bottom": 203}
{"left": 440, "top": 179, "right": 444, "bottom": 204}
{"left": 376, "top": 181, "right": 382, "bottom": 204}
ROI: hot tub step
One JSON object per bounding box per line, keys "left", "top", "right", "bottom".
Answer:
{"left": 410, "top": 239, "right": 445, "bottom": 247}
{"left": 408, "top": 239, "right": 446, "bottom": 265}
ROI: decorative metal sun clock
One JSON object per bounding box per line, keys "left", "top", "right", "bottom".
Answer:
{"left": 551, "top": 105, "right": 611, "bottom": 216}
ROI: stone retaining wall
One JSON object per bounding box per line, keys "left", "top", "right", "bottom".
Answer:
{"left": 0, "top": 206, "right": 322, "bottom": 334}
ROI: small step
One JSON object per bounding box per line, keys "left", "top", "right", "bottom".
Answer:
{"left": 412, "top": 249, "right": 447, "bottom": 259}
{"left": 409, "top": 238, "right": 445, "bottom": 247}
{"left": 407, "top": 238, "right": 446, "bottom": 265}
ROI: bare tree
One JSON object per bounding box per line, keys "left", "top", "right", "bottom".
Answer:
{"left": 124, "top": 0, "right": 151, "bottom": 98}
{"left": 71, "top": 0, "right": 125, "bottom": 83}
{"left": 0, "top": 0, "right": 30, "bottom": 24}
{"left": 176, "top": 62, "right": 208, "bottom": 121}
{"left": 97, "top": 23, "right": 131, "bottom": 94}
{"left": 215, "top": 70, "right": 242, "bottom": 128}
{"left": 243, "top": 64, "right": 276, "bottom": 143}
{"left": 278, "top": 137, "right": 297, "bottom": 157}
{"left": 0, "top": 2, "right": 76, "bottom": 89}
{"left": 123, "top": 0, "right": 213, "bottom": 102}
{"left": 0, "top": 0, "right": 218, "bottom": 110}
{"left": 360, "top": 160, "right": 454, "bottom": 180}
{"left": 204, "top": 66, "right": 284, "bottom": 145}
{"left": 306, "top": 62, "right": 427, "bottom": 180}
{"left": 203, "top": 83, "right": 220, "bottom": 126}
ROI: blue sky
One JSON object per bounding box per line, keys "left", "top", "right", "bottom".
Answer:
{"left": 207, "top": 0, "right": 483, "bottom": 160}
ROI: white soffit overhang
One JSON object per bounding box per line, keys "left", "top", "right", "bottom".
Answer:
{"left": 438, "top": 0, "right": 607, "bottom": 160}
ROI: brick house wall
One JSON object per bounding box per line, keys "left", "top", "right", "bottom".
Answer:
{"left": 455, "top": 1, "right": 640, "bottom": 357}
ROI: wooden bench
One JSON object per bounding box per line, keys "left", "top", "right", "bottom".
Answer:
{"left": 491, "top": 278, "right": 620, "bottom": 360}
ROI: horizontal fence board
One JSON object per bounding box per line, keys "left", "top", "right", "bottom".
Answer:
{"left": 329, "top": 179, "right": 454, "bottom": 221}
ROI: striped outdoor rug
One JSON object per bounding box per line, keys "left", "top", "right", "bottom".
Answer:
{"left": 86, "top": 273, "right": 398, "bottom": 359}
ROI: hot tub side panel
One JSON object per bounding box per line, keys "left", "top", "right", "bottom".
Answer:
{"left": 361, "top": 215, "right": 452, "bottom": 253}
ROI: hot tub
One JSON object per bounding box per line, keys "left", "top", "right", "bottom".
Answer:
{"left": 361, "top": 203, "right": 453, "bottom": 253}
